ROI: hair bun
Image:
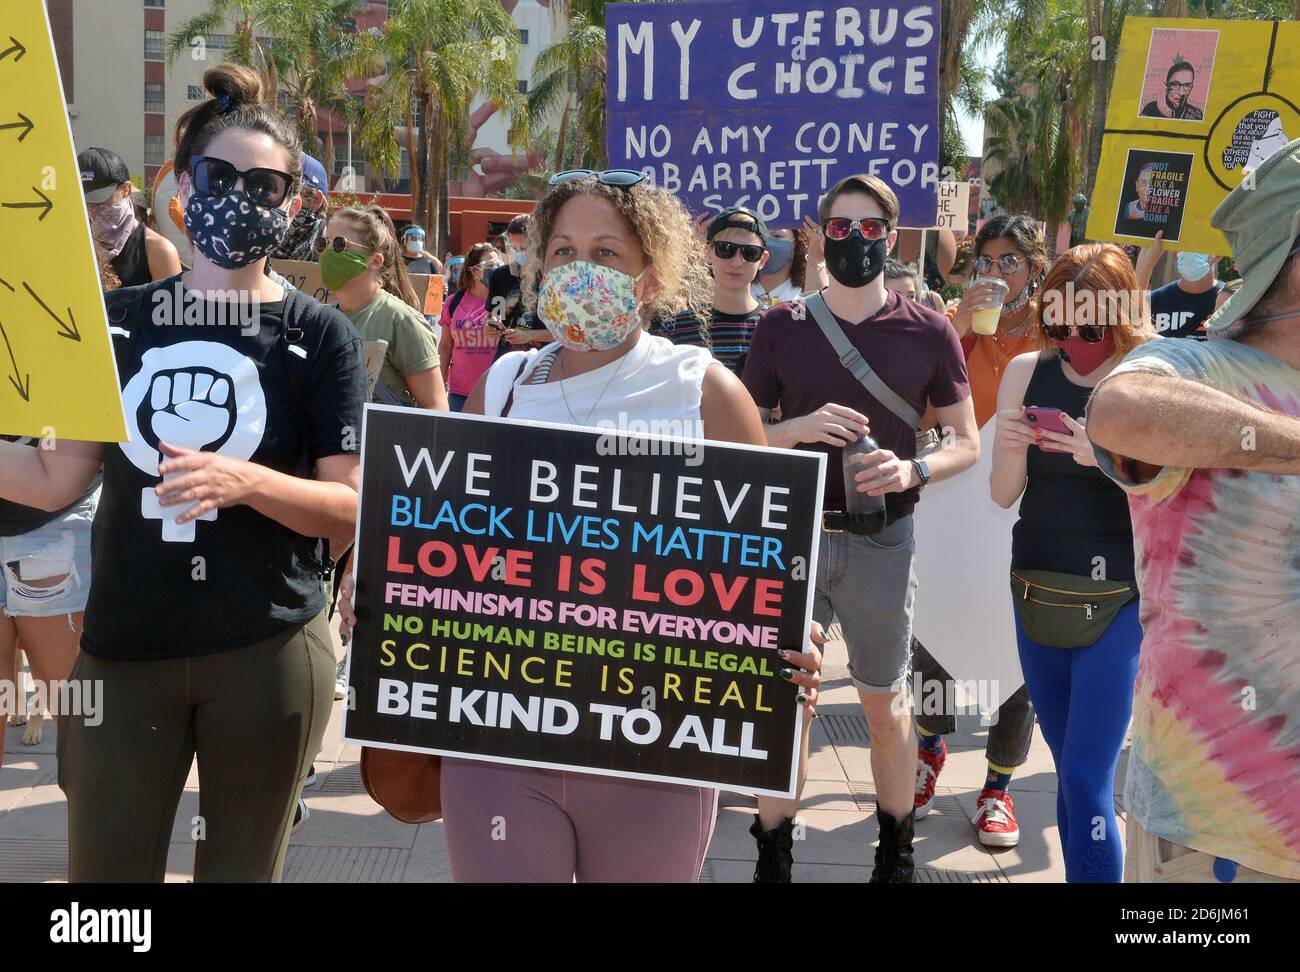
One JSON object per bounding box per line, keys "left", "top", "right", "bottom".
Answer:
{"left": 203, "top": 63, "right": 264, "bottom": 111}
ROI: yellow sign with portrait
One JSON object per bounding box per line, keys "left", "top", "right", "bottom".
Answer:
{"left": 1087, "top": 17, "right": 1300, "bottom": 253}
{"left": 0, "top": 0, "right": 127, "bottom": 440}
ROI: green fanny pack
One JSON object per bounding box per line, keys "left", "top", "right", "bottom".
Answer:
{"left": 1011, "top": 569, "right": 1137, "bottom": 648}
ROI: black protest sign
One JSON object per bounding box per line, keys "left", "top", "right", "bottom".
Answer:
{"left": 343, "top": 406, "right": 825, "bottom": 797}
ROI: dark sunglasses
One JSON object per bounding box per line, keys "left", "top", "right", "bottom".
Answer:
{"left": 974, "top": 253, "right": 1026, "bottom": 275}
{"left": 190, "top": 155, "right": 295, "bottom": 208}
{"left": 823, "top": 217, "right": 891, "bottom": 241}
{"left": 1041, "top": 323, "right": 1108, "bottom": 343}
{"left": 711, "top": 240, "right": 765, "bottom": 263}
{"left": 548, "top": 169, "right": 647, "bottom": 188}
{"left": 313, "top": 235, "right": 375, "bottom": 255}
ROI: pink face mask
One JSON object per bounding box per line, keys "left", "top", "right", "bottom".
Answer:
{"left": 90, "top": 196, "right": 138, "bottom": 259}
{"left": 1056, "top": 331, "right": 1116, "bottom": 375}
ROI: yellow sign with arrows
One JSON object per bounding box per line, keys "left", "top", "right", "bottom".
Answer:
{"left": 0, "top": 0, "right": 127, "bottom": 440}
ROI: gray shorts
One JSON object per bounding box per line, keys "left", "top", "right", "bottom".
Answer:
{"left": 813, "top": 515, "right": 917, "bottom": 695}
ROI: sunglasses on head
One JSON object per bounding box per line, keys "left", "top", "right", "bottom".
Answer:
{"left": 548, "top": 169, "right": 647, "bottom": 188}
{"left": 189, "top": 155, "right": 295, "bottom": 209}
{"left": 1041, "top": 322, "right": 1108, "bottom": 343}
{"left": 823, "top": 217, "right": 891, "bottom": 241}
{"left": 974, "top": 253, "right": 1026, "bottom": 275}
{"left": 313, "top": 235, "right": 375, "bottom": 255}
{"left": 711, "top": 240, "right": 765, "bottom": 263}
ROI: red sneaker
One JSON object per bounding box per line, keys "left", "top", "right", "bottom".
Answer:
{"left": 914, "top": 737, "right": 947, "bottom": 818}
{"left": 973, "top": 788, "right": 1020, "bottom": 847}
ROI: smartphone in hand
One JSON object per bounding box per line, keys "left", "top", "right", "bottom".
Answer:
{"left": 1024, "top": 406, "right": 1072, "bottom": 453}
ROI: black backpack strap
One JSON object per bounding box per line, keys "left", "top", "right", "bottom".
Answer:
{"left": 104, "top": 278, "right": 171, "bottom": 363}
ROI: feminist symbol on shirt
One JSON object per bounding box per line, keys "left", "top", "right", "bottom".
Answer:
{"left": 118, "top": 341, "right": 266, "bottom": 542}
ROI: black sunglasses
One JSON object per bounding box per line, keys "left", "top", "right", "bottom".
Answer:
{"left": 1041, "top": 323, "right": 1108, "bottom": 343}
{"left": 548, "top": 169, "right": 647, "bottom": 188}
{"left": 711, "top": 240, "right": 765, "bottom": 263}
{"left": 190, "top": 155, "right": 295, "bottom": 208}
{"left": 313, "top": 235, "right": 375, "bottom": 255}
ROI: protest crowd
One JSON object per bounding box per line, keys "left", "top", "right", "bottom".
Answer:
{"left": 0, "top": 0, "right": 1297, "bottom": 893}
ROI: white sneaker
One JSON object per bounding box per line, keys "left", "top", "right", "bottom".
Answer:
{"left": 291, "top": 798, "right": 310, "bottom": 836}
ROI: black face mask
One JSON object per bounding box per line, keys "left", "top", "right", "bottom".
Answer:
{"left": 825, "top": 233, "right": 889, "bottom": 289}
{"left": 184, "top": 188, "right": 290, "bottom": 269}
{"left": 273, "top": 207, "right": 322, "bottom": 259}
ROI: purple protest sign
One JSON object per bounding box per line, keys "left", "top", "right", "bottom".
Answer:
{"left": 605, "top": 0, "right": 941, "bottom": 229}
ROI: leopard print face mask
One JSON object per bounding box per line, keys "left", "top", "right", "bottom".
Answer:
{"left": 184, "top": 189, "right": 290, "bottom": 269}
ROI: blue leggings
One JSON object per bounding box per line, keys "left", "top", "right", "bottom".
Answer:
{"left": 1015, "top": 600, "right": 1141, "bottom": 883}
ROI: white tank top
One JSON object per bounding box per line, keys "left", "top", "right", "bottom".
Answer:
{"left": 482, "top": 333, "right": 712, "bottom": 432}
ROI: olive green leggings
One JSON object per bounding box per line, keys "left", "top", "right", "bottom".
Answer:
{"left": 57, "top": 610, "right": 335, "bottom": 882}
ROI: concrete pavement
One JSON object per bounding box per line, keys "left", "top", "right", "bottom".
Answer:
{"left": 1, "top": 626, "right": 1125, "bottom": 882}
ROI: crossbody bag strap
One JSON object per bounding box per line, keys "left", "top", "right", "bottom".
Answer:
{"left": 804, "top": 290, "right": 921, "bottom": 430}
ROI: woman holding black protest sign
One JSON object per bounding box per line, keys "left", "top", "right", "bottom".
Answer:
{"left": 339, "top": 171, "right": 822, "bottom": 882}
{"left": 0, "top": 64, "right": 367, "bottom": 882}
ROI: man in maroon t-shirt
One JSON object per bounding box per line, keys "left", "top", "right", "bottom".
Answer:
{"left": 742, "top": 174, "right": 979, "bottom": 883}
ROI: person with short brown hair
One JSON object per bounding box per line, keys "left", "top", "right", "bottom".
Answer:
{"left": 743, "top": 173, "right": 979, "bottom": 882}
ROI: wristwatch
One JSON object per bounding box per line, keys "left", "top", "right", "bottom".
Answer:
{"left": 911, "top": 457, "right": 931, "bottom": 487}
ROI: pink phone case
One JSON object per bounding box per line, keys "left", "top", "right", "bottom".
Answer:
{"left": 1024, "top": 407, "right": 1071, "bottom": 452}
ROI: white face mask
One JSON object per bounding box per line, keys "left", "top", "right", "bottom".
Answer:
{"left": 405, "top": 238, "right": 424, "bottom": 255}
{"left": 1177, "top": 252, "right": 1214, "bottom": 282}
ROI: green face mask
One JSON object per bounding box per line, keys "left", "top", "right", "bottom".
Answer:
{"left": 320, "top": 248, "right": 370, "bottom": 290}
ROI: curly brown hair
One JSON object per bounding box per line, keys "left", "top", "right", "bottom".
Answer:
{"left": 523, "top": 177, "right": 713, "bottom": 326}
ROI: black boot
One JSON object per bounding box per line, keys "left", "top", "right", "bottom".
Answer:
{"left": 868, "top": 808, "right": 916, "bottom": 883}
{"left": 750, "top": 815, "right": 794, "bottom": 883}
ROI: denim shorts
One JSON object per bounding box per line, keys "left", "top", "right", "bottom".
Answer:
{"left": 0, "top": 486, "right": 98, "bottom": 618}
{"left": 813, "top": 514, "right": 917, "bottom": 694}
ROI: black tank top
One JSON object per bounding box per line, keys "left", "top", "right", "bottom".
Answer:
{"left": 110, "top": 223, "right": 151, "bottom": 288}
{"left": 1011, "top": 356, "right": 1136, "bottom": 579}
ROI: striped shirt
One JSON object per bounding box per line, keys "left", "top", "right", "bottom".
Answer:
{"left": 659, "top": 306, "right": 762, "bottom": 376}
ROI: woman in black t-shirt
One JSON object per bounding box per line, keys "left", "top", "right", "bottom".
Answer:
{"left": 0, "top": 65, "right": 366, "bottom": 882}
{"left": 990, "top": 244, "right": 1156, "bottom": 882}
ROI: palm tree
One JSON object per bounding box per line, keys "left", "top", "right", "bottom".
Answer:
{"left": 527, "top": 5, "right": 607, "bottom": 169}
{"left": 354, "top": 0, "right": 525, "bottom": 255}
{"left": 261, "top": 0, "right": 368, "bottom": 175}
{"left": 166, "top": 0, "right": 284, "bottom": 100}
{"left": 980, "top": 0, "right": 1096, "bottom": 252}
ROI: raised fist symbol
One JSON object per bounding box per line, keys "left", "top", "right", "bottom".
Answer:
{"left": 141, "top": 367, "right": 238, "bottom": 455}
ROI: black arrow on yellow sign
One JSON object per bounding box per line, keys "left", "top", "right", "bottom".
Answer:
{"left": 0, "top": 113, "right": 34, "bottom": 142}
{"left": 1, "top": 185, "right": 52, "bottom": 221}
{"left": 0, "top": 36, "right": 26, "bottom": 63}
{"left": 22, "top": 281, "right": 79, "bottom": 341}
{"left": 0, "top": 317, "right": 30, "bottom": 402}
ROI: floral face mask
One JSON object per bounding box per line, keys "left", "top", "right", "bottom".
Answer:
{"left": 537, "top": 260, "right": 644, "bottom": 351}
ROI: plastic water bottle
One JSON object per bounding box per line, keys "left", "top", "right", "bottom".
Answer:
{"left": 842, "top": 434, "right": 887, "bottom": 535}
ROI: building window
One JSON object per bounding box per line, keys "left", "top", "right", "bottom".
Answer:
{"left": 187, "top": 84, "right": 204, "bottom": 101}
{"left": 206, "top": 34, "right": 229, "bottom": 50}
{"left": 144, "top": 29, "right": 165, "bottom": 61}
{"left": 144, "top": 0, "right": 165, "bottom": 7}
{"left": 145, "top": 134, "right": 166, "bottom": 166}
{"left": 144, "top": 82, "right": 165, "bottom": 113}
{"left": 517, "top": 79, "right": 528, "bottom": 94}
{"left": 518, "top": 29, "right": 529, "bottom": 45}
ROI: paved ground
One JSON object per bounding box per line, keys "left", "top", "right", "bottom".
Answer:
{"left": 0, "top": 626, "right": 1127, "bottom": 882}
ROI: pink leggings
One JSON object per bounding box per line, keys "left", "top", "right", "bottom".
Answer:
{"left": 441, "top": 758, "right": 718, "bottom": 883}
